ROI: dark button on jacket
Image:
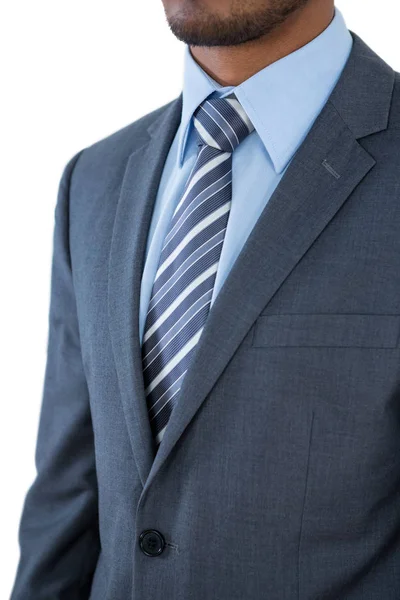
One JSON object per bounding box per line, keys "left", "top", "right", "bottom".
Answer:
{"left": 139, "top": 530, "right": 165, "bottom": 557}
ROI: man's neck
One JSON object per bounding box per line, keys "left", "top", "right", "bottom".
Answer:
{"left": 189, "top": 0, "right": 335, "bottom": 87}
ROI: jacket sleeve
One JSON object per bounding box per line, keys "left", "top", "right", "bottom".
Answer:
{"left": 10, "top": 151, "right": 101, "bottom": 600}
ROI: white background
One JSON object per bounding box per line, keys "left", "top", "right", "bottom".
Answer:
{"left": 1, "top": 0, "right": 398, "bottom": 596}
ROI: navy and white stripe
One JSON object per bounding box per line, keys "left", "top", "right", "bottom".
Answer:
{"left": 141, "top": 93, "right": 254, "bottom": 447}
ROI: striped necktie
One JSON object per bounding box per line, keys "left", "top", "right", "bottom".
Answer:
{"left": 141, "top": 92, "right": 254, "bottom": 447}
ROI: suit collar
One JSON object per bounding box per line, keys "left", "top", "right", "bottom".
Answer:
{"left": 328, "top": 31, "right": 394, "bottom": 138}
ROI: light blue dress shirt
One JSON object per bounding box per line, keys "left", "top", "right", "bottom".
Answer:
{"left": 139, "top": 7, "right": 353, "bottom": 344}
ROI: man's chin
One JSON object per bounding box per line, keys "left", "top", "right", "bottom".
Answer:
{"left": 166, "top": 17, "right": 266, "bottom": 47}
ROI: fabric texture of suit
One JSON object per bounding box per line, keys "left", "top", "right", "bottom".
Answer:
{"left": 11, "top": 31, "right": 400, "bottom": 599}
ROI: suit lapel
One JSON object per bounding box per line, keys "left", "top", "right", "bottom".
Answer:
{"left": 108, "top": 96, "right": 183, "bottom": 486}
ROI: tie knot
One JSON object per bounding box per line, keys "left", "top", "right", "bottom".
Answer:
{"left": 193, "top": 93, "right": 255, "bottom": 153}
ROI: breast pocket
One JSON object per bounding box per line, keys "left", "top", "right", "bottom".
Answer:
{"left": 251, "top": 313, "right": 400, "bottom": 348}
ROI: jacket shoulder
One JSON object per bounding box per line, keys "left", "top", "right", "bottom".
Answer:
{"left": 71, "top": 95, "right": 180, "bottom": 181}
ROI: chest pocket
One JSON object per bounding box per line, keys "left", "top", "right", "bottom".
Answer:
{"left": 251, "top": 313, "right": 400, "bottom": 348}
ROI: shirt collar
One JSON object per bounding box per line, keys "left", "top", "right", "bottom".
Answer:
{"left": 177, "top": 7, "right": 353, "bottom": 173}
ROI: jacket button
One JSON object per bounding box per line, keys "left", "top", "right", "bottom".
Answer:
{"left": 139, "top": 529, "right": 165, "bottom": 556}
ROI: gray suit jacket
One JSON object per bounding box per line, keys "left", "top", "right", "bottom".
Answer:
{"left": 11, "top": 31, "right": 400, "bottom": 600}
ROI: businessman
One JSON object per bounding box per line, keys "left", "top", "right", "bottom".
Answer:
{"left": 11, "top": 0, "right": 400, "bottom": 598}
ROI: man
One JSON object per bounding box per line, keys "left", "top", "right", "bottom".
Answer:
{"left": 10, "top": 0, "right": 400, "bottom": 598}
